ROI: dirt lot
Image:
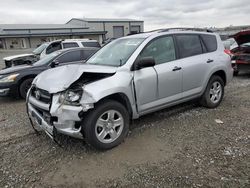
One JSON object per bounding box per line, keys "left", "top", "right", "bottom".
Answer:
{"left": 0, "top": 50, "right": 249, "bottom": 187}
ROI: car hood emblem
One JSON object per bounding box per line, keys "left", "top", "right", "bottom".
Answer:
{"left": 34, "top": 90, "right": 41, "bottom": 100}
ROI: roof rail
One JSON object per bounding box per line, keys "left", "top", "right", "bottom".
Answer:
{"left": 158, "top": 27, "right": 213, "bottom": 33}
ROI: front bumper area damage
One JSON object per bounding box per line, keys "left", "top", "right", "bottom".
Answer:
{"left": 27, "top": 88, "right": 91, "bottom": 141}
{"left": 0, "top": 88, "right": 10, "bottom": 96}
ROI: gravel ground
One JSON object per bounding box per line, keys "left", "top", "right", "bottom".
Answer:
{"left": 0, "top": 50, "right": 249, "bottom": 187}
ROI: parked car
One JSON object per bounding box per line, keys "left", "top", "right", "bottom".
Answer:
{"left": 3, "top": 43, "right": 48, "bottom": 68}
{"left": 26, "top": 29, "right": 233, "bottom": 150}
{"left": 3, "top": 39, "right": 101, "bottom": 68}
{"left": 228, "top": 30, "right": 250, "bottom": 75}
{"left": 0, "top": 47, "right": 98, "bottom": 98}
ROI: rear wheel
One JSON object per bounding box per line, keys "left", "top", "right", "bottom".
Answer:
{"left": 233, "top": 70, "right": 239, "bottom": 76}
{"left": 200, "top": 75, "right": 224, "bottom": 108}
{"left": 82, "top": 100, "right": 129, "bottom": 150}
{"left": 19, "top": 78, "right": 33, "bottom": 99}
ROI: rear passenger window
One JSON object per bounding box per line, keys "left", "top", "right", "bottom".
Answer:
{"left": 56, "top": 50, "right": 81, "bottom": 63}
{"left": 200, "top": 34, "right": 217, "bottom": 52}
{"left": 140, "top": 36, "right": 176, "bottom": 65}
{"left": 63, "top": 42, "right": 79, "bottom": 49}
{"left": 81, "top": 42, "right": 101, "bottom": 48}
{"left": 176, "top": 35, "right": 203, "bottom": 58}
{"left": 82, "top": 49, "right": 97, "bottom": 60}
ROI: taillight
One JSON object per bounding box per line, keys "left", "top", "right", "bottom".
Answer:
{"left": 224, "top": 49, "right": 232, "bottom": 56}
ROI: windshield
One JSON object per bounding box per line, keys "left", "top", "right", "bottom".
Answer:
{"left": 33, "top": 51, "right": 62, "bottom": 66}
{"left": 32, "top": 43, "right": 49, "bottom": 55}
{"left": 87, "top": 38, "right": 144, "bottom": 67}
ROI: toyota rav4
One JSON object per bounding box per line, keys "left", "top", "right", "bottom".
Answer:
{"left": 26, "top": 29, "right": 233, "bottom": 150}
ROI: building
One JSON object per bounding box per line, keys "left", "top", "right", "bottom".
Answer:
{"left": 66, "top": 18, "right": 144, "bottom": 40}
{"left": 0, "top": 18, "right": 144, "bottom": 49}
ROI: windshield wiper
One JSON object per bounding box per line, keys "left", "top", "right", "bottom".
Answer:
{"left": 119, "top": 59, "right": 123, "bottom": 67}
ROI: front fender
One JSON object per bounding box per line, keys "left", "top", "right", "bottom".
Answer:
{"left": 80, "top": 71, "right": 138, "bottom": 118}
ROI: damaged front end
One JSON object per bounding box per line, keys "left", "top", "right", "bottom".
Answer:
{"left": 26, "top": 65, "right": 116, "bottom": 140}
{"left": 3, "top": 54, "right": 38, "bottom": 69}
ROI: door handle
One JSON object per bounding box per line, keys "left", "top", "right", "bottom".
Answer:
{"left": 172, "top": 66, "right": 182, "bottom": 71}
{"left": 207, "top": 59, "right": 214, "bottom": 63}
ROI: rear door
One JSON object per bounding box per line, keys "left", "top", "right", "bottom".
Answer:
{"left": 175, "top": 34, "right": 210, "bottom": 98}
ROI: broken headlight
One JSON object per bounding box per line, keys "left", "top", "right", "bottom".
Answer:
{"left": 59, "top": 89, "right": 83, "bottom": 105}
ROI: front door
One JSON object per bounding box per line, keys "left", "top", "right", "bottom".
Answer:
{"left": 133, "top": 67, "right": 158, "bottom": 112}
{"left": 133, "top": 35, "right": 182, "bottom": 113}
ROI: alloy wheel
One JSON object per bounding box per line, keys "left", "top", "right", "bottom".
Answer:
{"left": 209, "top": 81, "right": 222, "bottom": 104}
{"left": 95, "top": 110, "right": 124, "bottom": 144}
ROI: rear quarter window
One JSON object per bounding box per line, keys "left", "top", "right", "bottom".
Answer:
{"left": 200, "top": 34, "right": 217, "bottom": 52}
{"left": 63, "top": 42, "right": 79, "bottom": 49}
{"left": 81, "top": 42, "right": 101, "bottom": 48}
{"left": 176, "top": 35, "right": 203, "bottom": 58}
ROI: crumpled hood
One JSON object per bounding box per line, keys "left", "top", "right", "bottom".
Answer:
{"left": 3, "top": 53, "right": 34, "bottom": 61}
{"left": 33, "top": 64, "right": 117, "bottom": 93}
{"left": 230, "top": 30, "right": 250, "bottom": 45}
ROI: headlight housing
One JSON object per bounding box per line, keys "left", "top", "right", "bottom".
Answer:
{"left": 0, "top": 74, "right": 19, "bottom": 83}
{"left": 59, "top": 89, "right": 83, "bottom": 105}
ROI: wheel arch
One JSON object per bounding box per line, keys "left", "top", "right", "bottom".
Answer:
{"left": 211, "top": 70, "right": 227, "bottom": 86}
{"left": 17, "top": 74, "right": 37, "bottom": 95}
{"left": 97, "top": 93, "right": 133, "bottom": 119}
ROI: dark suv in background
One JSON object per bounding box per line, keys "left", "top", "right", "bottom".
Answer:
{"left": 0, "top": 47, "right": 98, "bottom": 98}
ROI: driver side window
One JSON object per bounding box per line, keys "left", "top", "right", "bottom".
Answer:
{"left": 46, "top": 43, "right": 62, "bottom": 54}
{"left": 140, "top": 36, "right": 176, "bottom": 65}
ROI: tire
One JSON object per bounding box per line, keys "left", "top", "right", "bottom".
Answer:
{"left": 82, "top": 100, "right": 129, "bottom": 150}
{"left": 233, "top": 70, "right": 239, "bottom": 76}
{"left": 19, "top": 78, "right": 33, "bottom": 99}
{"left": 200, "top": 75, "right": 224, "bottom": 108}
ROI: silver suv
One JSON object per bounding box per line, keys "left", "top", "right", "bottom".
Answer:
{"left": 27, "top": 29, "right": 233, "bottom": 150}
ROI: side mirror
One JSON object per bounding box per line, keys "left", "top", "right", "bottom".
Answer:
{"left": 133, "top": 57, "right": 155, "bottom": 70}
{"left": 26, "top": 61, "right": 33, "bottom": 65}
{"left": 50, "top": 60, "right": 59, "bottom": 68}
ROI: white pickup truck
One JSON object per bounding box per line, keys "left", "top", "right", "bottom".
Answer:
{"left": 3, "top": 39, "right": 101, "bottom": 68}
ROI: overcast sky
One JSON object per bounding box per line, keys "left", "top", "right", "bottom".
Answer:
{"left": 0, "top": 0, "right": 250, "bottom": 30}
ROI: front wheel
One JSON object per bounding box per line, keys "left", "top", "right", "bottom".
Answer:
{"left": 200, "top": 76, "right": 224, "bottom": 108}
{"left": 82, "top": 100, "right": 129, "bottom": 150}
{"left": 19, "top": 78, "right": 34, "bottom": 99}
